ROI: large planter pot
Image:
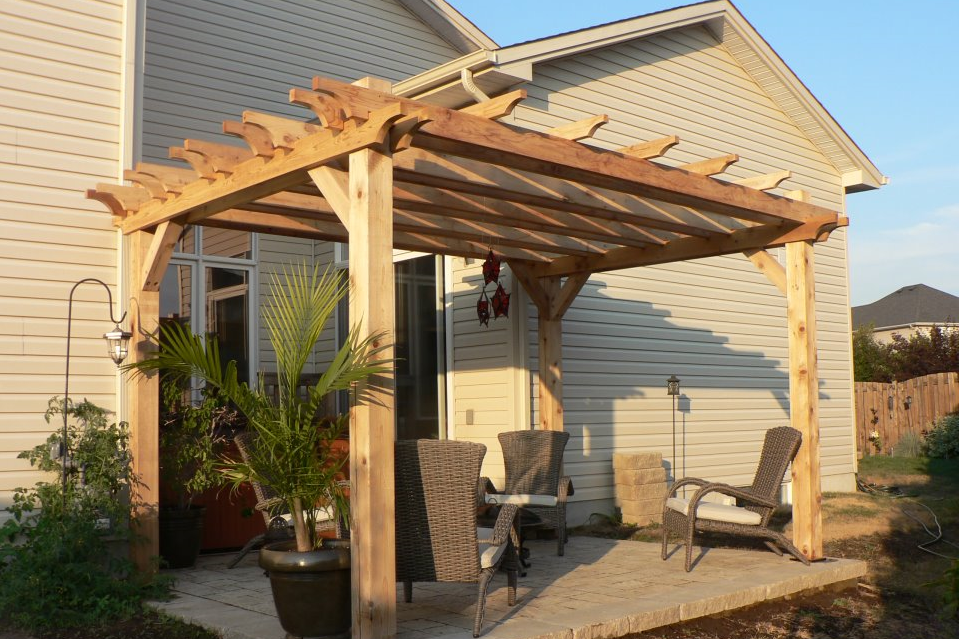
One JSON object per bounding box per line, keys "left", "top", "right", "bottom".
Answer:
{"left": 159, "top": 505, "right": 206, "bottom": 569}
{"left": 260, "top": 539, "right": 351, "bottom": 639}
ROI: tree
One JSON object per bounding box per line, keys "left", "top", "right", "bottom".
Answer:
{"left": 852, "top": 324, "right": 892, "bottom": 382}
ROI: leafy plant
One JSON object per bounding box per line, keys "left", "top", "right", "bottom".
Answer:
{"left": 128, "top": 264, "right": 389, "bottom": 551}
{"left": 925, "top": 558, "right": 959, "bottom": 619}
{"left": 159, "top": 379, "right": 237, "bottom": 510}
{"left": 923, "top": 413, "right": 959, "bottom": 459}
{"left": 0, "top": 398, "right": 168, "bottom": 630}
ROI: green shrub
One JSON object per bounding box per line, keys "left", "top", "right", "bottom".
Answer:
{"left": 0, "top": 398, "right": 169, "bottom": 630}
{"left": 924, "top": 413, "right": 959, "bottom": 459}
{"left": 926, "top": 558, "right": 959, "bottom": 619}
{"left": 894, "top": 431, "right": 925, "bottom": 458}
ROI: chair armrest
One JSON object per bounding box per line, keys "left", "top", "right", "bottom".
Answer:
{"left": 688, "top": 483, "right": 777, "bottom": 510}
{"left": 255, "top": 496, "right": 285, "bottom": 514}
{"left": 558, "top": 476, "right": 574, "bottom": 501}
{"left": 484, "top": 503, "right": 518, "bottom": 546}
{"left": 479, "top": 476, "right": 499, "bottom": 505}
{"left": 665, "top": 477, "right": 707, "bottom": 500}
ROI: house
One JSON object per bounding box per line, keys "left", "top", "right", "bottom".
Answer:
{"left": 852, "top": 284, "right": 959, "bottom": 342}
{"left": 2, "top": 0, "right": 883, "bottom": 551}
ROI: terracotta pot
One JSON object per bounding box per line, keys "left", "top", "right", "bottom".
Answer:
{"left": 259, "top": 539, "right": 351, "bottom": 639}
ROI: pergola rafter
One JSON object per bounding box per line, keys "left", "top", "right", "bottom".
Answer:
{"left": 88, "top": 74, "right": 838, "bottom": 639}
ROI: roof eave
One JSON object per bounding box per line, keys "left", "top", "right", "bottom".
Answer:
{"left": 397, "top": 0, "right": 498, "bottom": 53}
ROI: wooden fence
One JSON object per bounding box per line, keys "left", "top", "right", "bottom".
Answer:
{"left": 855, "top": 372, "right": 959, "bottom": 456}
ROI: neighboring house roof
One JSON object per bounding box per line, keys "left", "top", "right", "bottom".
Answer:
{"left": 398, "top": 0, "right": 498, "bottom": 53}
{"left": 852, "top": 284, "right": 959, "bottom": 330}
{"left": 394, "top": 0, "right": 886, "bottom": 192}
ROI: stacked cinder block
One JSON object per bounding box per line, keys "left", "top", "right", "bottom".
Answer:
{"left": 612, "top": 452, "right": 667, "bottom": 525}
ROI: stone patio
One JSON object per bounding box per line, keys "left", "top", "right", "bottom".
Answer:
{"left": 153, "top": 537, "right": 865, "bottom": 639}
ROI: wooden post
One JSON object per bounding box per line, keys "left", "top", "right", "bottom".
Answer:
{"left": 128, "top": 230, "right": 160, "bottom": 571}
{"left": 786, "top": 240, "right": 823, "bottom": 560}
{"left": 539, "top": 276, "right": 563, "bottom": 431}
{"left": 347, "top": 77, "right": 396, "bottom": 639}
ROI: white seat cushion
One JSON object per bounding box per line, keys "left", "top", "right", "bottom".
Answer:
{"left": 279, "top": 506, "right": 336, "bottom": 525}
{"left": 666, "top": 497, "right": 762, "bottom": 526}
{"left": 485, "top": 493, "right": 558, "bottom": 507}
{"left": 476, "top": 527, "right": 506, "bottom": 569}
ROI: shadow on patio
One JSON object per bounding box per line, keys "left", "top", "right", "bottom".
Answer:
{"left": 154, "top": 536, "right": 864, "bottom": 639}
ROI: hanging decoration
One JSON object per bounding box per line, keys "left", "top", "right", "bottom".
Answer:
{"left": 476, "top": 289, "right": 491, "bottom": 326}
{"left": 476, "top": 247, "right": 509, "bottom": 326}
{"left": 482, "top": 249, "right": 501, "bottom": 285}
{"left": 491, "top": 283, "right": 511, "bottom": 319}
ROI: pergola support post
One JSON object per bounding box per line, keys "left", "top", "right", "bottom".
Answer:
{"left": 539, "top": 276, "right": 563, "bottom": 431}
{"left": 347, "top": 77, "right": 397, "bottom": 639}
{"left": 510, "top": 266, "right": 590, "bottom": 432}
{"left": 785, "top": 240, "right": 823, "bottom": 560}
{"left": 128, "top": 230, "right": 160, "bottom": 571}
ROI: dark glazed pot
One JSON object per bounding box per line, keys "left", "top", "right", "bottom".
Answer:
{"left": 260, "top": 539, "right": 351, "bottom": 639}
{"left": 158, "top": 505, "right": 206, "bottom": 569}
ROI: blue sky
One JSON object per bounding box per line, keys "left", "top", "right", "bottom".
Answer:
{"left": 450, "top": 1, "right": 959, "bottom": 306}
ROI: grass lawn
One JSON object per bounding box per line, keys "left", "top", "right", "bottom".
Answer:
{"left": 574, "top": 455, "right": 959, "bottom": 638}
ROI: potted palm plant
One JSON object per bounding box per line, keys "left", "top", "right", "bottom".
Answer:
{"left": 156, "top": 379, "right": 236, "bottom": 568}
{"left": 129, "top": 263, "right": 388, "bottom": 638}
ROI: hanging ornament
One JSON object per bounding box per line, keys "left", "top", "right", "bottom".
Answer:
{"left": 491, "top": 282, "right": 511, "bottom": 319}
{"left": 476, "top": 289, "right": 491, "bottom": 326}
{"left": 482, "top": 248, "right": 501, "bottom": 285}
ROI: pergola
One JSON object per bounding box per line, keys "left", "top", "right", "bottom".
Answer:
{"left": 89, "top": 75, "right": 841, "bottom": 639}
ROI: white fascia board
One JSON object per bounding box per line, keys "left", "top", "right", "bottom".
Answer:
{"left": 398, "top": 0, "right": 498, "bottom": 53}
{"left": 393, "top": 50, "right": 494, "bottom": 97}
{"left": 492, "top": 2, "right": 727, "bottom": 70}
{"left": 721, "top": 10, "right": 887, "bottom": 191}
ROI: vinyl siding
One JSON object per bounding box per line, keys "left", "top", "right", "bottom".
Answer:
{"left": 141, "top": 0, "right": 462, "bottom": 163}
{"left": 141, "top": 0, "right": 464, "bottom": 375}
{"left": 0, "top": 0, "right": 125, "bottom": 510}
{"left": 449, "top": 261, "right": 527, "bottom": 483}
{"left": 452, "top": 25, "right": 856, "bottom": 523}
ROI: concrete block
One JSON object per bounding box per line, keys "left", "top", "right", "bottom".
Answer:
{"left": 613, "top": 468, "right": 666, "bottom": 485}
{"left": 612, "top": 452, "right": 662, "bottom": 470}
{"left": 614, "top": 483, "right": 666, "bottom": 502}
{"left": 617, "top": 497, "right": 663, "bottom": 515}
{"left": 621, "top": 510, "right": 661, "bottom": 526}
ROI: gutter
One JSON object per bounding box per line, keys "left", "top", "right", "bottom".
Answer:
{"left": 392, "top": 50, "right": 496, "bottom": 98}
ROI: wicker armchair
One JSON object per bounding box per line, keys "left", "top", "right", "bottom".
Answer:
{"left": 227, "top": 432, "right": 341, "bottom": 569}
{"left": 395, "top": 440, "right": 518, "bottom": 638}
{"left": 661, "top": 426, "right": 811, "bottom": 572}
{"left": 482, "top": 430, "right": 573, "bottom": 556}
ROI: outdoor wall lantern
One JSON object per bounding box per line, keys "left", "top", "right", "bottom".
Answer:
{"left": 905, "top": 395, "right": 913, "bottom": 409}
{"left": 888, "top": 395, "right": 895, "bottom": 411}
{"left": 61, "top": 278, "right": 131, "bottom": 503}
{"left": 667, "top": 375, "right": 680, "bottom": 486}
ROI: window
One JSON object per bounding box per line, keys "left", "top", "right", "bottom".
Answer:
{"left": 160, "top": 226, "right": 257, "bottom": 383}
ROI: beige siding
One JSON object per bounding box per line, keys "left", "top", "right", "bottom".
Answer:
{"left": 0, "top": 0, "right": 125, "bottom": 509}
{"left": 448, "top": 261, "right": 527, "bottom": 483}
{"left": 452, "top": 26, "right": 855, "bottom": 523}
{"left": 141, "top": 0, "right": 462, "bottom": 163}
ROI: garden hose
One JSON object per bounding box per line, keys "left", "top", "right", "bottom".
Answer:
{"left": 856, "top": 476, "right": 959, "bottom": 561}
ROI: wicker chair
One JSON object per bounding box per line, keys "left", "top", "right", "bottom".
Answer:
{"left": 482, "top": 430, "right": 573, "bottom": 556}
{"left": 395, "top": 440, "right": 518, "bottom": 638}
{"left": 660, "top": 426, "right": 811, "bottom": 572}
{"left": 227, "top": 432, "right": 341, "bottom": 569}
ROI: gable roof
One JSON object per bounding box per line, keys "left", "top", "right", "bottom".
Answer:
{"left": 852, "top": 284, "right": 959, "bottom": 330}
{"left": 398, "top": 0, "right": 497, "bottom": 53}
{"left": 395, "top": 0, "right": 886, "bottom": 193}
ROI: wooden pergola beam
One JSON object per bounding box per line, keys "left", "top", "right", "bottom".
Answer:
{"left": 619, "top": 135, "right": 680, "bottom": 159}
{"left": 120, "top": 104, "right": 412, "bottom": 233}
{"left": 539, "top": 214, "right": 845, "bottom": 277}
{"left": 547, "top": 114, "right": 609, "bottom": 141}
